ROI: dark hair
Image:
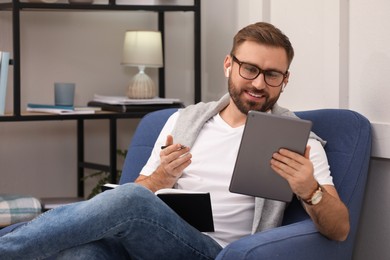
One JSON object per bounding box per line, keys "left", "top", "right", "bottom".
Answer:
{"left": 230, "top": 22, "right": 294, "bottom": 68}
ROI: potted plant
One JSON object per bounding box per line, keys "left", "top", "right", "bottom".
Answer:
{"left": 84, "top": 149, "right": 127, "bottom": 199}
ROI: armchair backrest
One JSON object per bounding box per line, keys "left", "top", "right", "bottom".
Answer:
{"left": 120, "top": 108, "right": 178, "bottom": 184}
{"left": 286, "top": 109, "right": 371, "bottom": 253}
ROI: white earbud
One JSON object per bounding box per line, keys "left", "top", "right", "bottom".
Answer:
{"left": 225, "top": 67, "right": 231, "bottom": 77}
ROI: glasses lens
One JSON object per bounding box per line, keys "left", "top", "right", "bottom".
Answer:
{"left": 263, "top": 71, "right": 285, "bottom": 87}
{"left": 239, "top": 63, "right": 260, "bottom": 80}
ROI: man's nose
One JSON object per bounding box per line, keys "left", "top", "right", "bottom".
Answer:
{"left": 251, "top": 73, "right": 267, "bottom": 90}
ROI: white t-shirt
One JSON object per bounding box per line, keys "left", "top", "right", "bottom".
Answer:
{"left": 140, "top": 111, "right": 333, "bottom": 247}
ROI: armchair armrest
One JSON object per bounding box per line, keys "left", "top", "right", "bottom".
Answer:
{"left": 216, "top": 219, "right": 346, "bottom": 260}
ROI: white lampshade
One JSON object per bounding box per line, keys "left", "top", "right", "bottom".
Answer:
{"left": 122, "top": 31, "right": 163, "bottom": 68}
{"left": 121, "top": 31, "right": 163, "bottom": 99}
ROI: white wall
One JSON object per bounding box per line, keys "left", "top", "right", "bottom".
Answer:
{"left": 231, "top": 0, "right": 390, "bottom": 258}
{"left": 1, "top": 0, "right": 390, "bottom": 257}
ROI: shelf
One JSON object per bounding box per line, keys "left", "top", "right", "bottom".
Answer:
{"left": 0, "top": 0, "right": 201, "bottom": 116}
{"left": 0, "top": 2, "right": 199, "bottom": 12}
{"left": 0, "top": 0, "right": 200, "bottom": 197}
{"left": 0, "top": 111, "right": 145, "bottom": 122}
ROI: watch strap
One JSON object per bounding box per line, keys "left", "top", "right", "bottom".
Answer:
{"left": 302, "top": 183, "right": 323, "bottom": 205}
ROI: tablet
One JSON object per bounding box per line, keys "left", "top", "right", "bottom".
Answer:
{"left": 229, "top": 111, "right": 312, "bottom": 202}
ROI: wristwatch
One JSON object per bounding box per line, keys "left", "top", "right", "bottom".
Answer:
{"left": 302, "top": 183, "right": 323, "bottom": 205}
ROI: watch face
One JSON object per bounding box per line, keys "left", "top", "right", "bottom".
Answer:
{"left": 311, "top": 191, "right": 323, "bottom": 205}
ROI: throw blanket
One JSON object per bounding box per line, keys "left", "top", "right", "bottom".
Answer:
{"left": 0, "top": 195, "right": 41, "bottom": 227}
{"left": 171, "top": 93, "right": 324, "bottom": 233}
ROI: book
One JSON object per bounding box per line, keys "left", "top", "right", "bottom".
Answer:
{"left": 26, "top": 107, "right": 95, "bottom": 115}
{"left": 0, "top": 51, "right": 10, "bottom": 115}
{"left": 27, "top": 103, "right": 102, "bottom": 112}
{"left": 87, "top": 100, "right": 183, "bottom": 113}
{"left": 101, "top": 183, "right": 119, "bottom": 191}
{"left": 93, "top": 94, "right": 181, "bottom": 105}
{"left": 74, "top": 106, "right": 102, "bottom": 112}
{"left": 101, "top": 184, "right": 214, "bottom": 232}
{"left": 27, "top": 103, "right": 98, "bottom": 115}
{"left": 27, "top": 103, "right": 74, "bottom": 110}
{"left": 155, "top": 189, "right": 214, "bottom": 232}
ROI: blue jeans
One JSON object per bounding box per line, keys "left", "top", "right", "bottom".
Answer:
{"left": 0, "top": 184, "right": 222, "bottom": 259}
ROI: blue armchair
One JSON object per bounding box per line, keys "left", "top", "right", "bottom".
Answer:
{"left": 1, "top": 108, "right": 372, "bottom": 260}
{"left": 120, "top": 108, "right": 372, "bottom": 259}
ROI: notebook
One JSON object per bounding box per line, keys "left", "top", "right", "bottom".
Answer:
{"left": 102, "top": 184, "right": 214, "bottom": 232}
{"left": 229, "top": 110, "right": 312, "bottom": 202}
{"left": 155, "top": 189, "right": 214, "bottom": 232}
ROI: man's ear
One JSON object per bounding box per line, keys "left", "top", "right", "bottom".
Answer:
{"left": 223, "top": 55, "right": 232, "bottom": 77}
{"left": 281, "top": 72, "right": 290, "bottom": 92}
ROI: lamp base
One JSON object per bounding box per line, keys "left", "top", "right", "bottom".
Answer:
{"left": 127, "top": 71, "right": 156, "bottom": 99}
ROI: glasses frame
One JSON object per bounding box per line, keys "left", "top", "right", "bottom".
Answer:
{"left": 231, "top": 55, "right": 288, "bottom": 87}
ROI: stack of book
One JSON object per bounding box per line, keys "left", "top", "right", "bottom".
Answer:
{"left": 26, "top": 103, "right": 101, "bottom": 115}
{"left": 87, "top": 94, "right": 184, "bottom": 113}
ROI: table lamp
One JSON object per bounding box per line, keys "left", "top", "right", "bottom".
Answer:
{"left": 121, "top": 31, "right": 163, "bottom": 99}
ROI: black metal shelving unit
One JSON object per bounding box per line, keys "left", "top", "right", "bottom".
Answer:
{"left": 0, "top": 0, "right": 201, "bottom": 197}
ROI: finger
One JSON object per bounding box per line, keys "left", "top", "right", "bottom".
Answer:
{"left": 170, "top": 152, "right": 192, "bottom": 170}
{"left": 304, "top": 145, "right": 311, "bottom": 159}
{"left": 161, "top": 145, "right": 190, "bottom": 165}
{"left": 271, "top": 157, "right": 294, "bottom": 175}
{"left": 161, "top": 135, "right": 188, "bottom": 151}
{"left": 270, "top": 160, "right": 292, "bottom": 180}
{"left": 164, "top": 152, "right": 192, "bottom": 176}
{"left": 278, "top": 148, "right": 307, "bottom": 165}
{"left": 165, "top": 135, "right": 174, "bottom": 147}
{"left": 162, "top": 143, "right": 188, "bottom": 154}
{"left": 272, "top": 152, "right": 302, "bottom": 171}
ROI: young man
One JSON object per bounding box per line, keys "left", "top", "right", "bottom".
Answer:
{"left": 0, "top": 22, "right": 349, "bottom": 259}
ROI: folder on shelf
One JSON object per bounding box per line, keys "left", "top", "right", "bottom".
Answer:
{"left": 0, "top": 51, "right": 10, "bottom": 115}
{"left": 93, "top": 94, "right": 181, "bottom": 105}
{"left": 88, "top": 94, "right": 184, "bottom": 113}
{"left": 87, "top": 100, "right": 184, "bottom": 113}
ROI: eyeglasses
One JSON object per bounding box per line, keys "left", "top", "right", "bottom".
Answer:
{"left": 231, "top": 55, "right": 288, "bottom": 87}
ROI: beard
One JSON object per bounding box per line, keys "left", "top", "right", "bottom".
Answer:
{"left": 228, "top": 77, "right": 281, "bottom": 115}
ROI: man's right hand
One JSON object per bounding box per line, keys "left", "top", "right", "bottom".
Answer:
{"left": 135, "top": 135, "right": 192, "bottom": 192}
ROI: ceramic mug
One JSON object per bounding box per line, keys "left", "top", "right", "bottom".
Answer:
{"left": 54, "top": 83, "right": 75, "bottom": 106}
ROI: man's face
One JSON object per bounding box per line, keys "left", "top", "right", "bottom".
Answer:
{"left": 226, "top": 41, "right": 289, "bottom": 114}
